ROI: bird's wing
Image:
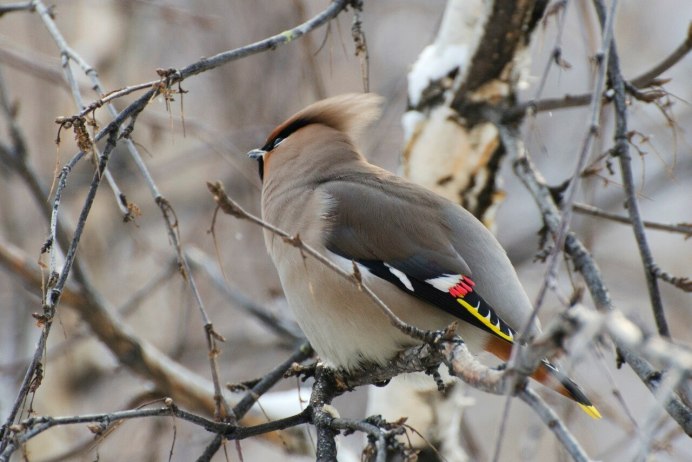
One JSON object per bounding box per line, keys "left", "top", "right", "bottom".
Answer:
{"left": 321, "top": 178, "right": 518, "bottom": 344}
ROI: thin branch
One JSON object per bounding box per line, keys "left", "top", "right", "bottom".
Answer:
{"left": 592, "top": 0, "right": 669, "bottom": 338}
{"left": 0, "top": 404, "right": 313, "bottom": 462}
{"left": 0, "top": 127, "right": 119, "bottom": 451}
{"left": 233, "top": 344, "right": 313, "bottom": 419}
{"left": 0, "top": 44, "right": 74, "bottom": 91}
{"left": 185, "top": 247, "right": 304, "bottom": 343}
{"left": 350, "top": 0, "right": 370, "bottom": 93}
{"left": 0, "top": 1, "right": 34, "bottom": 15}
{"left": 512, "top": 136, "right": 692, "bottom": 437}
{"left": 69, "top": 0, "right": 351, "bottom": 121}
{"left": 33, "top": 0, "right": 129, "bottom": 217}
{"left": 529, "top": 0, "right": 572, "bottom": 107}
{"left": 0, "top": 241, "right": 215, "bottom": 412}
{"left": 630, "top": 21, "right": 692, "bottom": 88}
{"left": 0, "top": 1, "right": 353, "bottom": 451}
{"left": 3, "top": 304, "right": 689, "bottom": 461}
{"left": 573, "top": 203, "right": 692, "bottom": 237}
{"left": 528, "top": 0, "right": 618, "bottom": 330}
{"left": 36, "top": 0, "right": 351, "bottom": 424}
{"left": 34, "top": 1, "right": 234, "bottom": 421}
{"left": 331, "top": 417, "right": 388, "bottom": 462}
{"left": 572, "top": 306, "right": 692, "bottom": 377}
{"left": 519, "top": 389, "right": 591, "bottom": 462}
{"left": 195, "top": 434, "right": 224, "bottom": 462}
{"left": 504, "top": 20, "right": 692, "bottom": 121}
{"left": 651, "top": 265, "right": 692, "bottom": 293}
{"left": 158, "top": 195, "right": 232, "bottom": 421}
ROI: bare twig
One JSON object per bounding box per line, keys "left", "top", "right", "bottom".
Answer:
{"left": 0, "top": 403, "right": 312, "bottom": 462}
{"left": 157, "top": 195, "right": 231, "bottom": 421}
{"left": 34, "top": 0, "right": 352, "bottom": 424}
{"left": 350, "top": 0, "right": 370, "bottom": 93}
{"left": 512, "top": 135, "right": 692, "bottom": 437}
{"left": 66, "top": 0, "right": 351, "bottom": 122}
{"left": 0, "top": 1, "right": 34, "bottom": 15}
{"left": 651, "top": 265, "right": 692, "bottom": 293}
{"left": 592, "top": 0, "right": 669, "bottom": 338}
{"left": 528, "top": 0, "right": 619, "bottom": 329}
{"left": 33, "top": 1, "right": 231, "bottom": 422}
{"left": 33, "top": 0, "right": 129, "bottom": 217}
{"left": 0, "top": 127, "right": 119, "bottom": 451}
{"left": 233, "top": 343, "right": 313, "bottom": 419}
{"left": 572, "top": 306, "right": 692, "bottom": 377}
{"left": 195, "top": 434, "right": 225, "bottom": 462}
{"left": 529, "top": 0, "right": 572, "bottom": 106}
{"left": 198, "top": 344, "right": 314, "bottom": 461}
{"left": 630, "top": 21, "right": 692, "bottom": 88}
{"left": 519, "top": 389, "right": 591, "bottom": 462}
{"left": 291, "top": 0, "right": 327, "bottom": 100}
{"left": 1, "top": 1, "right": 353, "bottom": 452}
{"left": 4, "top": 303, "right": 688, "bottom": 461}
{"left": 331, "top": 416, "right": 390, "bottom": 462}
{"left": 573, "top": 203, "right": 692, "bottom": 237}
{"left": 0, "top": 44, "right": 73, "bottom": 90}
{"left": 186, "top": 247, "right": 304, "bottom": 343}
{"left": 504, "top": 20, "right": 692, "bottom": 121}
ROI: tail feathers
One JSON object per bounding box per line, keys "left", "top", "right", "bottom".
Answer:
{"left": 539, "top": 360, "right": 602, "bottom": 419}
{"left": 485, "top": 337, "right": 601, "bottom": 419}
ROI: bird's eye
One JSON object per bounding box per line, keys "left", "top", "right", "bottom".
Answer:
{"left": 272, "top": 137, "right": 285, "bottom": 149}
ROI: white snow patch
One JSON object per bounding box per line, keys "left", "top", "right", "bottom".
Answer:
{"left": 407, "top": 43, "right": 469, "bottom": 107}
{"left": 401, "top": 110, "right": 425, "bottom": 143}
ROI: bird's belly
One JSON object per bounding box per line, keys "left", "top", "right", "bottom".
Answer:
{"left": 274, "top": 247, "right": 489, "bottom": 371}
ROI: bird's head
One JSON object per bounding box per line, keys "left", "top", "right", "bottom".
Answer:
{"left": 247, "top": 93, "right": 383, "bottom": 181}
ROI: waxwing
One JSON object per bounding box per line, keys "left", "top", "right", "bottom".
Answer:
{"left": 248, "top": 93, "right": 600, "bottom": 419}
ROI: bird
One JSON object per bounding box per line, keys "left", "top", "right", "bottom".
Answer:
{"left": 247, "top": 93, "right": 600, "bottom": 419}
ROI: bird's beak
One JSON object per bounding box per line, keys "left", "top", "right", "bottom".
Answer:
{"left": 247, "top": 148, "right": 267, "bottom": 160}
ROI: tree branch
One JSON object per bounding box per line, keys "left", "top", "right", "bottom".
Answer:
{"left": 573, "top": 203, "right": 692, "bottom": 238}
{"left": 1, "top": 0, "right": 353, "bottom": 452}
{"left": 511, "top": 133, "right": 692, "bottom": 437}
{"left": 630, "top": 21, "right": 692, "bottom": 88}
{"left": 592, "top": 0, "right": 669, "bottom": 338}
{"left": 0, "top": 1, "right": 34, "bottom": 16}
{"left": 503, "top": 20, "right": 692, "bottom": 121}
{"left": 525, "top": 0, "right": 618, "bottom": 331}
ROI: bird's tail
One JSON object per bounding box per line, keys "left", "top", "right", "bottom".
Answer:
{"left": 533, "top": 359, "right": 602, "bottom": 419}
{"left": 484, "top": 337, "right": 601, "bottom": 419}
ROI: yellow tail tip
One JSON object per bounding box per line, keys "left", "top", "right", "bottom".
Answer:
{"left": 579, "top": 403, "right": 602, "bottom": 419}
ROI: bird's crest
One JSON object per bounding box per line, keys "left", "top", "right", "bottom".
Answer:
{"left": 263, "top": 93, "right": 383, "bottom": 148}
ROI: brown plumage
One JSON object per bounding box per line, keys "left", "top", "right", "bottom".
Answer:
{"left": 248, "top": 93, "right": 600, "bottom": 419}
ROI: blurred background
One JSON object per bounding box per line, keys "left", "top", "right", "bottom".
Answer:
{"left": 0, "top": 0, "right": 690, "bottom": 460}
